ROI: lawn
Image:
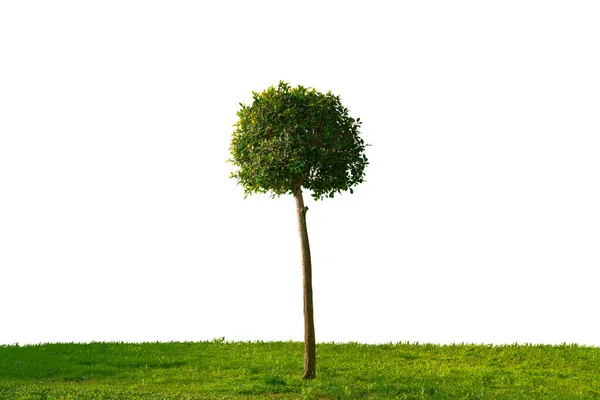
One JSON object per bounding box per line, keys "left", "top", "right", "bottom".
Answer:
{"left": 0, "top": 340, "right": 598, "bottom": 399}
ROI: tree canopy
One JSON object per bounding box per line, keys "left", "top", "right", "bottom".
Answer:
{"left": 229, "top": 81, "right": 368, "bottom": 200}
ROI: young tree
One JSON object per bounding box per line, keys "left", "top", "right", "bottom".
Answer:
{"left": 228, "top": 81, "right": 368, "bottom": 379}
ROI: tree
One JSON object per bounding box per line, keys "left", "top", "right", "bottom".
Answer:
{"left": 228, "top": 81, "right": 368, "bottom": 379}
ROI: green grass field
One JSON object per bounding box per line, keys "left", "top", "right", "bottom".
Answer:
{"left": 1, "top": 340, "right": 598, "bottom": 399}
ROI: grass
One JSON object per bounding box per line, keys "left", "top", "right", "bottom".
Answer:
{"left": 1, "top": 340, "right": 599, "bottom": 399}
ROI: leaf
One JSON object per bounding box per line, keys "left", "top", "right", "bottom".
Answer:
{"left": 229, "top": 81, "right": 368, "bottom": 201}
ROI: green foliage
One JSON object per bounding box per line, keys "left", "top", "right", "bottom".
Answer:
{"left": 229, "top": 81, "right": 368, "bottom": 200}
{"left": 1, "top": 341, "right": 600, "bottom": 399}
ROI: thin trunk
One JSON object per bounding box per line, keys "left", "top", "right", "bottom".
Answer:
{"left": 292, "top": 180, "right": 316, "bottom": 380}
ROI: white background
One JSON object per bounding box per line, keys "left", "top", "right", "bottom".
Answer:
{"left": 1, "top": 1, "right": 599, "bottom": 346}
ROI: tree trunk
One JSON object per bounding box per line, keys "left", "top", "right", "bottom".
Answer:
{"left": 292, "top": 180, "right": 316, "bottom": 380}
